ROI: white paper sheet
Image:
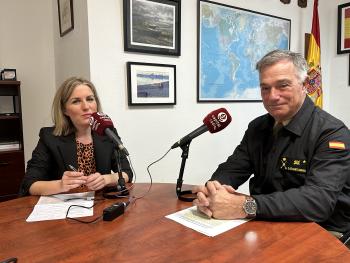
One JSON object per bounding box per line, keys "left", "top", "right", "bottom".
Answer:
{"left": 26, "top": 192, "right": 95, "bottom": 222}
{"left": 165, "top": 206, "right": 249, "bottom": 237}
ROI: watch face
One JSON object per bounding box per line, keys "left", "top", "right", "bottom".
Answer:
{"left": 244, "top": 199, "right": 257, "bottom": 215}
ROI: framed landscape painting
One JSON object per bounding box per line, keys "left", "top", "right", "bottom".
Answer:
{"left": 198, "top": 0, "right": 290, "bottom": 102}
{"left": 127, "top": 62, "right": 176, "bottom": 105}
{"left": 123, "top": 0, "right": 181, "bottom": 56}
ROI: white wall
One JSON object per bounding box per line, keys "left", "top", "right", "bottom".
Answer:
{"left": 86, "top": 0, "right": 311, "bottom": 193}
{"left": 53, "top": 0, "right": 90, "bottom": 86}
{"left": 326, "top": 0, "right": 350, "bottom": 125}
{"left": 0, "top": 0, "right": 56, "bottom": 162}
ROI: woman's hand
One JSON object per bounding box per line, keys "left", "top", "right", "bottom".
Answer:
{"left": 61, "top": 171, "right": 87, "bottom": 192}
{"left": 85, "top": 172, "right": 106, "bottom": 191}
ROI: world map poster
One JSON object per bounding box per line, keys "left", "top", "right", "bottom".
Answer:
{"left": 198, "top": 1, "right": 290, "bottom": 102}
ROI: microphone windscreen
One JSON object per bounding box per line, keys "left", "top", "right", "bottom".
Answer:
{"left": 89, "top": 112, "right": 114, "bottom": 136}
{"left": 203, "top": 108, "right": 232, "bottom": 133}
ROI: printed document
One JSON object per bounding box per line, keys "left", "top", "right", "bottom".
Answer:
{"left": 166, "top": 206, "right": 249, "bottom": 237}
{"left": 26, "top": 192, "right": 95, "bottom": 222}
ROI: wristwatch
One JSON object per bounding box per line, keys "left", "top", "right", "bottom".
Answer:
{"left": 243, "top": 196, "right": 257, "bottom": 218}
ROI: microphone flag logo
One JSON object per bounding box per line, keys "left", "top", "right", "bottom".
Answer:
{"left": 89, "top": 112, "right": 114, "bottom": 136}
{"left": 217, "top": 112, "right": 227, "bottom": 123}
{"left": 89, "top": 116, "right": 100, "bottom": 131}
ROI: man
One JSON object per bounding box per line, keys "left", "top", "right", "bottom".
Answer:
{"left": 193, "top": 50, "right": 350, "bottom": 243}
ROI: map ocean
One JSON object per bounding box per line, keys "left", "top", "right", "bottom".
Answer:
{"left": 199, "top": 3, "right": 290, "bottom": 101}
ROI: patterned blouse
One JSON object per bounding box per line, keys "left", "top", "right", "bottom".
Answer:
{"left": 70, "top": 140, "right": 97, "bottom": 193}
{"left": 76, "top": 140, "right": 96, "bottom": 176}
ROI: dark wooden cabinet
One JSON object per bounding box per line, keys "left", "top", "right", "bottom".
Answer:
{"left": 0, "top": 81, "right": 25, "bottom": 201}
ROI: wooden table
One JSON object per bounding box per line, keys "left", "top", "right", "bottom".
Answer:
{"left": 0, "top": 183, "right": 349, "bottom": 262}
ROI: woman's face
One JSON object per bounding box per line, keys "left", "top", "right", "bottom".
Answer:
{"left": 64, "top": 84, "right": 98, "bottom": 130}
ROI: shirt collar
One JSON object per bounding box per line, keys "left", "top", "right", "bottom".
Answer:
{"left": 283, "top": 96, "right": 316, "bottom": 136}
{"left": 274, "top": 119, "right": 291, "bottom": 127}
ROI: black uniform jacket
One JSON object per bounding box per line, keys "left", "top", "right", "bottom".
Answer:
{"left": 211, "top": 97, "right": 350, "bottom": 233}
{"left": 19, "top": 127, "right": 133, "bottom": 196}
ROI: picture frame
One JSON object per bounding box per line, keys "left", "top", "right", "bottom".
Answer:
{"left": 337, "top": 2, "right": 350, "bottom": 54}
{"left": 127, "top": 62, "right": 176, "bottom": 105}
{"left": 123, "top": 0, "right": 181, "bottom": 56}
{"left": 1, "top": 69, "right": 17, "bottom": 80}
{"left": 198, "top": 0, "right": 290, "bottom": 102}
{"left": 57, "top": 0, "right": 74, "bottom": 37}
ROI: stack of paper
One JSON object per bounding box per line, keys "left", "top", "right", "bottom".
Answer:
{"left": 26, "top": 192, "right": 95, "bottom": 222}
{"left": 166, "top": 206, "right": 249, "bottom": 237}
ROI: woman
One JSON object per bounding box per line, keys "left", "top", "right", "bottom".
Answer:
{"left": 19, "top": 77, "right": 132, "bottom": 196}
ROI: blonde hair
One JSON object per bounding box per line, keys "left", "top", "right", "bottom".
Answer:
{"left": 52, "top": 77, "right": 102, "bottom": 136}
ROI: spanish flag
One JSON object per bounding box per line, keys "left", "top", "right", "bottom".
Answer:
{"left": 329, "top": 141, "right": 346, "bottom": 150}
{"left": 306, "top": 0, "right": 322, "bottom": 108}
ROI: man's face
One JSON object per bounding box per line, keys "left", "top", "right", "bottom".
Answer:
{"left": 260, "top": 60, "right": 306, "bottom": 122}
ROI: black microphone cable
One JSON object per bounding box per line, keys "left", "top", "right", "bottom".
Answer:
{"left": 65, "top": 198, "right": 104, "bottom": 224}
{"left": 102, "top": 154, "right": 136, "bottom": 199}
{"left": 100, "top": 151, "right": 155, "bottom": 209}
{"left": 65, "top": 155, "right": 137, "bottom": 223}
{"left": 111, "top": 147, "right": 171, "bottom": 208}
{"left": 135, "top": 147, "right": 172, "bottom": 205}
{"left": 109, "top": 148, "right": 170, "bottom": 209}
{"left": 65, "top": 148, "right": 168, "bottom": 223}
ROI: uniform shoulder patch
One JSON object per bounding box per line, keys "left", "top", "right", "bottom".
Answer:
{"left": 329, "top": 141, "right": 345, "bottom": 150}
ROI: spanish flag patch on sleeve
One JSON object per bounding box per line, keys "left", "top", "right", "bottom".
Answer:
{"left": 329, "top": 141, "right": 346, "bottom": 150}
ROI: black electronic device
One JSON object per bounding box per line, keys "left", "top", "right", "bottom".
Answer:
{"left": 103, "top": 202, "right": 128, "bottom": 221}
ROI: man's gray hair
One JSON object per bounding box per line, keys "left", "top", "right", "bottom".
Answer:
{"left": 256, "top": 49, "right": 308, "bottom": 83}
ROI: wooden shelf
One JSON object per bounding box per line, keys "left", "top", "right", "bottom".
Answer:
{"left": 0, "top": 149, "right": 23, "bottom": 154}
{"left": 0, "top": 80, "right": 20, "bottom": 85}
{"left": 0, "top": 114, "right": 20, "bottom": 120}
{"left": 0, "top": 81, "right": 24, "bottom": 201}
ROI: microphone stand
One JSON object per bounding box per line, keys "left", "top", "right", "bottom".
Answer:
{"left": 114, "top": 148, "right": 129, "bottom": 196}
{"left": 103, "top": 147, "right": 129, "bottom": 198}
{"left": 176, "top": 141, "right": 196, "bottom": 202}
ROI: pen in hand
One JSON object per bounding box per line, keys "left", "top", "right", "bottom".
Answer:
{"left": 68, "top": 165, "right": 87, "bottom": 189}
{"left": 68, "top": 165, "right": 78, "bottom": 172}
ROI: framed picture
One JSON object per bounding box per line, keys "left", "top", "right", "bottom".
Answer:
{"left": 337, "top": 2, "right": 350, "bottom": 54}
{"left": 1, "top": 69, "right": 16, "bottom": 80}
{"left": 127, "top": 62, "right": 176, "bottom": 105}
{"left": 123, "top": 0, "right": 181, "bottom": 56}
{"left": 57, "top": 0, "right": 74, "bottom": 37}
{"left": 198, "top": 0, "right": 290, "bottom": 102}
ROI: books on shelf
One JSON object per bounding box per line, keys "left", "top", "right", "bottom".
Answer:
{"left": 0, "top": 141, "right": 21, "bottom": 151}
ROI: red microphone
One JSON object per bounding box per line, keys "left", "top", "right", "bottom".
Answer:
{"left": 89, "top": 112, "right": 129, "bottom": 156}
{"left": 171, "top": 108, "right": 232, "bottom": 149}
{"left": 89, "top": 112, "right": 114, "bottom": 135}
